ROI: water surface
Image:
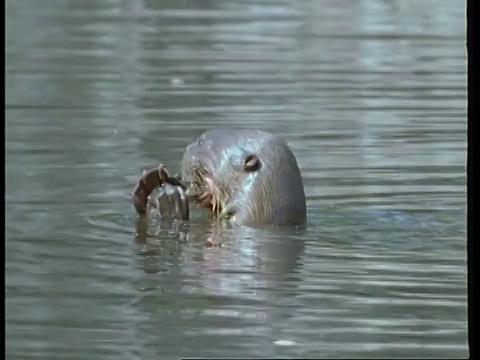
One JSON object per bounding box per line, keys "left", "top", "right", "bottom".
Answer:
{"left": 5, "top": 0, "right": 467, "bottom": 359}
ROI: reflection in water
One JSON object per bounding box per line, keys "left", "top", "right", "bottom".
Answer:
{"left": 133, "top": 218, "right": 306, "bottom": 357}
{"left": 6, "top": 0, "right": 466, "bottom": 358}
{"left": 134, "top": 218, "right": 305, "bottom": 296}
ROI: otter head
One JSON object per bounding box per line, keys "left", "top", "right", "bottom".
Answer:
{"left": 181, "top": 128, "right": 307, "bottom": 227}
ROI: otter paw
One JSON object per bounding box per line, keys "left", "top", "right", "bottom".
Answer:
{"left": 132, "top": 164, "right": 189, "bottom": 220}
{"left": 132, "top": 164, "right": 169, "bottom": 215}
{"left": 146, "top": 182, "right": 189, "bottom": 221}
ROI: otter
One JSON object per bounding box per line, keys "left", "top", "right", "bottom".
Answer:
{"left": 132, "top": 128, "right": 307, "bottom": 227}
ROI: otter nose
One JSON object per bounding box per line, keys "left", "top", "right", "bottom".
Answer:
{"left": 184, "top": 137, "right": 209, "bottom": 164}
{"left": 183, "top": 143, "right": 198, "bottom": 160}
{"left": 182, "top": 143, "right": 203, "bottom": 173}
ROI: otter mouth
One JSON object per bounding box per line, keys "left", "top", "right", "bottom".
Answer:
{"left": 186, "top": 167, "right": 227, "bottom": 216}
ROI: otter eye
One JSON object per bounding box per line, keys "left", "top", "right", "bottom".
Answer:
{"left": 243, "top": 154, "right": 260, "bottom": 172}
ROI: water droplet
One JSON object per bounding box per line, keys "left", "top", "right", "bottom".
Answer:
{"left": 273, "top": 339, "right": 297, "bottom": 346}
{"left": 171, "top": 77, "right": 184, "bottom": 87}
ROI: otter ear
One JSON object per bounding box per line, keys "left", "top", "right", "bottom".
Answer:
{"left": 243, "top": 154, "right": 261, "bottom": 172}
